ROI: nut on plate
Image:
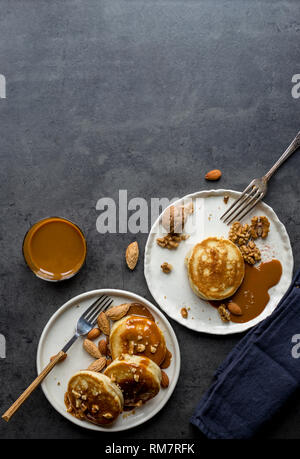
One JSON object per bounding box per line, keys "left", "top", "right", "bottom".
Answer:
{"left": 227, "top": 302, "right": 242, "bottom": 316}
{"left": 106, "top": 303, "right": 130, "bottom": 320}
{"left": 97, "top": 311, "right": 110, "bottom": 335}
{"left": 205, "top": 169, "right": 222, "bottom": 181}
{"left": 87, "top": 357, "right": 106, "bottom": 372}
{"left": 161, "top": 262, "right": 172, "bottom": 273}
{"left": 87, "top": 328, "right": 101, "bottom": 340}
{"left": 161, "top": 370, "right": 169, "bottom": 388}
{"left": 98, "top": 339, "right": 107, "bottom": 356}
{"left": 218, "top": 305, "right": 231, "bottom": 322}
{"left": 126, "top": 241, "right": 139, "bottom": 270}
{"left": 180, "top": 307, "right": 188, "bottom": 319}
{"left": 83, "top": 339, "right": 102, "bottom": 359}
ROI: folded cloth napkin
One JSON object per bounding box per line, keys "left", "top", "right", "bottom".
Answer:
{"left": 191, "top": 269, "right": 300, "bottom": 439}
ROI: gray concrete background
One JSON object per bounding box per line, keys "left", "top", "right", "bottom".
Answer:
{"left": 0, "top": 0, "right": 300, "bottom": 439}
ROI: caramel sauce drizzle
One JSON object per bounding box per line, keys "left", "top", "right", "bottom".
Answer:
{"left": 210, "top": 259, "right": 282, "bottom": 323}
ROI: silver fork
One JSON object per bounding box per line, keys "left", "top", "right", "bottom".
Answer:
{"left": 221, "top": 131, "right": 300, "bottom": 225}
{"left": 2, "top": 295, "right": 113, "bottom": 422}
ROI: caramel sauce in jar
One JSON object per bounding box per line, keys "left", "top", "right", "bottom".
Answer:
{"left": 210, "top": 259, "right": 282, "bottom": 323}
{"left": 23, "top": 217, "right": 86, "bottom": 281}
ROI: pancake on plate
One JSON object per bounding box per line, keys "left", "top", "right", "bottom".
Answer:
{"left": 104, "top": 354, "right": 161, "bottom": 407}
{"left": 186, "top": 237, "right": 245, "bottom": 301}
{"left": 109, "top": 315, "right": 166, "bottom": 366}
{"left": 65, "top": 370, "right": 123, "bottom": 425}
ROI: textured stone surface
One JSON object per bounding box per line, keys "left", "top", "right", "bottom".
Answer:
{"left": 0, "top": 0, "right": 300, "bottom": 439}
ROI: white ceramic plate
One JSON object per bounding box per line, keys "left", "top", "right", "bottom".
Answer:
{"left": 36, "top": 289, "right": 180, "bottom": 431}
{"left": 144, "top": 189, "right": 293, "bottom": 335}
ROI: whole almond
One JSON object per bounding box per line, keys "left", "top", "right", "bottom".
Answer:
{"left": 97, "top": 311, "right": 110, "bottom": 335}
{"left": 106, "top": 303, "right": 130, "bottom": 321}
{"left": 126, "top": 241, "right": 139, "bottom": 270}
{"left": 161, "top": 370, "right": 169, "bottom": 388}
{"left": 83, "top": 339, "right": 102, "bottom": 359}
{"left": 87, "top": 357, "right": 106, "bottom": 372}
{"left": 98, "top": 339, "right": 107, "bottom": 356}
{"left": 87, "top": 328, "right": 101, "bottom": 341}
{"left": 205, "top": 169, "right": 222, "bottom": 181}
{"left": 227, "top": 302, "right": 242, "bottom": 316}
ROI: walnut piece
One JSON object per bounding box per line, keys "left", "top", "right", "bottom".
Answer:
{"left": 229, "top": 222, "right": 251, "bottom": 246}
{"left": 157, "top": 233, "right": 188, "bottom": 250}
{"left": 161, "top": 262, "right": 172, "bottom": 273}
{"left": 250, "top": 216, "right": 270, "bottom": 239}
{"left": 218, "top": 305, "right": 231, "bottom": 322}
{"left": 239, "top": 241, "right": 261, "bottom": 265}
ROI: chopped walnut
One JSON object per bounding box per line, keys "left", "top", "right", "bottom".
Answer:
{"left": 250, "top": 216, "right": 270, "bottom": 239}
{"left": 239, "top": 241, "right": 261, "bottom": 265}
{"left": 229, "top": 222, "right": 251, "bottom": 246}
{"left": 157, "top": 233, "right": 188, "bottom": 250}
{"left": 218, "top": 305, "right": 231, "bottom": 322}
{"left": 103, "top": 412, "right": 113, "bottom": 419}
{"left": 150, "top": 345, "right": 157, "bottom": 353}
{"left": 133, "top": 374, "right": 140, "bottom": 382}
{"left": 161, "top": 262, "right": 172, "bottom": 273}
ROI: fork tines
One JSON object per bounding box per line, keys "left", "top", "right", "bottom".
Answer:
{"left": 83, "top": 295, "right": 113, "bottom": 326}
{"left": 220, "top": 180, "right": 264, "bottom": 225}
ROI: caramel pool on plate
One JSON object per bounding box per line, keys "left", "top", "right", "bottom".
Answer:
{"left": 23, "top": 217, "right": 87, "bottom": 281}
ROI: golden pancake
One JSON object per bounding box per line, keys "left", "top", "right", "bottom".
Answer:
{"left": 186, "top": 237, "right": 245, "bottom": 301}
{"left": 109, "top": 315, "right": 166, "bottom": 366}
{"left": 104, "top": 354, "right": 161, "bottom": 407}
{"left": 65, "top": 370, "right": 123, "bottom": 425}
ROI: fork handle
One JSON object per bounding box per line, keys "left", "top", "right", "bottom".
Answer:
{"left": 2, "top": 350, "right": 66, "bottom": 422}
{"left": 264, "top": 131, "right": 300, "bottom": 181}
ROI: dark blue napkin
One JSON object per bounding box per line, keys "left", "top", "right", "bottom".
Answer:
{"left": 191, "top": 269, "right": 300, "bottom": 439}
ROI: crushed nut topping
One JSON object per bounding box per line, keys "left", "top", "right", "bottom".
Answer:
{"left": 133, "top": 374, "right": 140, "bottom": 382}
{"left": 136, "top": 343, "right": 146, "bottom": 353}
{"left": 229, "top": 215, "right": 270, "bottom": 265}
{"left": 91, "top": 404, "right": 99, "bottom": 413}
{"left": 150, "top": 345, "right": 157, "bottom": 353}
{"left": 239, "top": 241, "right": 261, "bottom": 265}
{"left": 218, "top": 305, "right": 231, "bottom": 322}
{"left": 250, "top": 216, "right": 270, "bottom": 239}
{"left": 161, "top": 262, "right": 172, "bottom": 273}
{"left": 103, "top": 412, "right": 113, "bottom": 419}
{"left": 128, "top": 340, "right": 135, "bottom": 355}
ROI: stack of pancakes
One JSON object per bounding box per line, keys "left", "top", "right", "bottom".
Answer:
{"left": 186, "top": 237, "right": 245, "bottom": 300}
{"left": 66, "top": 313, "right": 166, "bottom": 425}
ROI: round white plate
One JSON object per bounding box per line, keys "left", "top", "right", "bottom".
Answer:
{"left": 36, "top": 289, "right": 180, "bottom": 431}
{"left": 144, "top": 189, "right": 293, "bottom": 335}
